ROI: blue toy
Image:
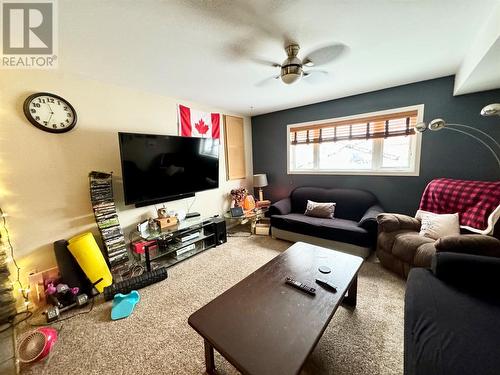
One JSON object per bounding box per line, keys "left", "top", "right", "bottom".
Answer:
{"left": 111, "top": 290, "right": 140, "bottom": 320}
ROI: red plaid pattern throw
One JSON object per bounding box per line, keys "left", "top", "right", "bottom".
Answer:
{"left": 418, "top": 178, "right": 500, "bottom": 235}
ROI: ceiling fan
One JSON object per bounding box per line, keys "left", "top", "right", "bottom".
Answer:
{"left": 256, "top": 42, "right": 347, "bottom": 86}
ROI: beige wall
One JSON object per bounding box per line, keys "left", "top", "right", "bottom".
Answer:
{"left": 0, "top": 71, "right": 252, "bottom": 285}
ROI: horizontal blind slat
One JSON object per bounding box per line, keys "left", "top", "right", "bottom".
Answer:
{"left": 290, "top": 111, "right": 418, "bottom": 145}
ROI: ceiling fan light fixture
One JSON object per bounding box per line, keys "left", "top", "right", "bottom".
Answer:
{"left": 279, "top": 45, "right": 303, "bottom": 84}
{"left": 254, "top": 42, "right": 343, "bottom": 87}
{"left": 280, "top": 59, "right": 302, "bottom": 84}
{"left": 281, "top": 71, "right": 302, "bottom": 84}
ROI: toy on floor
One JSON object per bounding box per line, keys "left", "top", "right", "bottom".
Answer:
{"left": 111, "top": 290, "right": 140, "bottom": 320}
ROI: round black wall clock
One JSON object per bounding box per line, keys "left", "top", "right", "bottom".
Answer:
{"left": 23, "top": 92, "right": 77, "bottom": 133}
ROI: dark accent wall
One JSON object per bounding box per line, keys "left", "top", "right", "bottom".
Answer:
{"left": 251, "top": 76, "right": 500, "bottom": 215}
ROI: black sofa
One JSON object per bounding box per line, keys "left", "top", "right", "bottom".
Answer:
{"left": 269, "top": 187, "right": 383, "bottom": 258}
{"left": 405, "top": 252, "right": 500, "bottom": 375}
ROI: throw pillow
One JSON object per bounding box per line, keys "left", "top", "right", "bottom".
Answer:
{"left": 304, "top": 200, "right": 335, "bottom": 219}
{"left": 418, "top": 211, "right": 460, "bottom": 240}
{"left": 415, "top": 209, "right": 434, "bottom": 221}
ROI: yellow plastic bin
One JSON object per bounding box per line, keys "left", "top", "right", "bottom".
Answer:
{"left": 67, "top": 232, "right": 112, "bottom": 293}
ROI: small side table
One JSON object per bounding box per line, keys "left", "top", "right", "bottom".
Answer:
{"left": 224, "top": 208, "right": 268, "bottom": 235}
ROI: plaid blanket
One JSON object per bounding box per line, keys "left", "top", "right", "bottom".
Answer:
{"left": 418, "top": 178, "right": 500, "bottom": 235}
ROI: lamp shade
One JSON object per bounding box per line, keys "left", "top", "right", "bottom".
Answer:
{"left": 428, "top": 118, "right": 446, "bottom": 131}
{"left": 481, "top": 103, "right": 500, "bottom": 116}
{"left": 253, "top": 174, "right": 268, "bottom": 188}
{"left": 415, "top": 122, "right": 427, "bottom": 133}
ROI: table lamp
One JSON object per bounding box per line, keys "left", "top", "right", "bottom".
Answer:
{"left": 253, "top": 174, "right": 268, "bottom": 201}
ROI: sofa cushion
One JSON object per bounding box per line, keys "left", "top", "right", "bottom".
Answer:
{"left": 290, "top": 187, "right": 378, "bottom": 221}
{"left": 377, "top": 229, "right": 414, "bottom": 254}
{"left": 405, "top": 268, "right": 500, "bottom": 375}
{"left": 391, "top": 233, "right": 435, "bottom": 264}
{"left": 270, "top": 213, "right": 372, "bottom": 247}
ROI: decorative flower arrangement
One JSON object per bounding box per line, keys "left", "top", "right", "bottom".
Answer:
{"left": 230, "top": 188, "right": 248, "bottom": 207}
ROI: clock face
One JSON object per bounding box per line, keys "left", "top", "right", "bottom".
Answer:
{"left": 23, "top": 93, "right": 77, "bottom": 133}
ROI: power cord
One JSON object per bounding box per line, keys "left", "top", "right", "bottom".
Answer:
{"left": 187, "top": 195, "right": 197, "bottom": 214}
{"left": 0, "top": 206, "right": 28, "bottom": 302}
{"left": 0, "top": 310, "right": 33, "bottom": 333}
{"left": 119, "top": 262, "right": 144, "bottom": 279}
{"left": 27, "top": 296, "right": 96, "bottom": 327}
{"left": 0, "top": 206, "right": 30, "bottom": 336}
{"left": 125, "top": 230, "right": 145, "bottom": 278}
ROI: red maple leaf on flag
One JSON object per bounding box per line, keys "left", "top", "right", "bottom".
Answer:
{"left": 194, "top": 119, "right": 209, "bottom": 135}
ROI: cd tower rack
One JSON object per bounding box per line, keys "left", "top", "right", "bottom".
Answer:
{"left": 89, "top": 171, "right": 129, "bottom": 269}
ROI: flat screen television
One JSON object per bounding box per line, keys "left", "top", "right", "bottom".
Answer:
{"left": 118, "top": 132, "right": 219, "bottom": 207}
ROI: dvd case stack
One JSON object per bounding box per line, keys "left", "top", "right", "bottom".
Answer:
{"left": 89, "top": 171, "right": 128, "bottom": 268}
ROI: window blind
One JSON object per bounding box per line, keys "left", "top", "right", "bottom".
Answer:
{"left": 290, "top": 110, "right": 418, "bottom": 145}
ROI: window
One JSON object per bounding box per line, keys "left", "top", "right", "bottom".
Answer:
{"left": 287, "top": 105, "right": 423, "bottom": 176}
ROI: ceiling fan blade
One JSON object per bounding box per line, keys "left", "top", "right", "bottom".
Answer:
{"left": 255, "top": 75, "right": 280, "bottom": 87}
{"left": 251, "top": 58, "right": 281, "bottom": 68}
{"left": 225, "top": 41, "right": 281, "bottom": 67}
{"left": 303, "top": 70, "right": 328, "bottom": 84}
{"left": 303, "top": 44, "right": 347, "bottom": 67}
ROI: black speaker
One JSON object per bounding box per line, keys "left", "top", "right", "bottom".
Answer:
{"left": 54, "top": 240, "right": 93, "bottom": 295}
{"left": 212, "top": 217, "right": 227, "bottom": 245}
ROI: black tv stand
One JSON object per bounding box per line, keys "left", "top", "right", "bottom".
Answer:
{"left": 140, "top": 217, "right": 223, "bottom": 271}
{"left": 186, "top": 212, "right": 200, "bottom": 219}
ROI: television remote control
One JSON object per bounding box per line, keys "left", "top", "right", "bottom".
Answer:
{"left": 315, "top": 278, "right": 338, "bottom": 292}
{"left": 285, "top": 277, "right": 316, "bottom": 295}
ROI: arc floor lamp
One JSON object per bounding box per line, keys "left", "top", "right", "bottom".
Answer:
{"left": 415, "top": 103, "right": 500, "bottom": 170}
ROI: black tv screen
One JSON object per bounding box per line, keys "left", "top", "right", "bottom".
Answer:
{"left": 118, "top": 132, "right": 219, "bottom": 207}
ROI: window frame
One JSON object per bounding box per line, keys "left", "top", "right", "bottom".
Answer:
{"left": 287, "top": 104, "right": 424, "bottom": 176}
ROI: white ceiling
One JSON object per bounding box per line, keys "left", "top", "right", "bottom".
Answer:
{"left": 59, "top": 0, "right": 500, "bottom": 116}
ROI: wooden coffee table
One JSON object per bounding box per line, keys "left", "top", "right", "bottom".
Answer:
{"left": 188, "top": 241, "right": 363, "bottom": 375}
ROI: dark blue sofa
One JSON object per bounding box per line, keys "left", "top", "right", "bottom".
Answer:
{"left": 405, "top": 252, "right": 500, "bottom": 375}
{"left": 269, "top": 186, "right": 383, "bottom": 258}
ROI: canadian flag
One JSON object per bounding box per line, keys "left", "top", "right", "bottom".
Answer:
{"left": 178, "top": 104, "right": 220, "bottom": 139}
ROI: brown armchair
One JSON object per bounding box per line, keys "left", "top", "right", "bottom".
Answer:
{"left": 376, "top": 213, "right": 500, "bottom": 278}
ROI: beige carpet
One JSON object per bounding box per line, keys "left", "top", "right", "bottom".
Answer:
{"left": 21, "top": 236, "right": 405, "bottom": 375}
